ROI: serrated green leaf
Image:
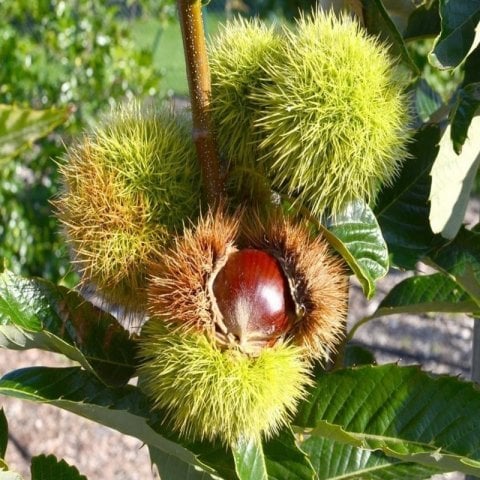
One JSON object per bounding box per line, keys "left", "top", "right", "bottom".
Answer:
{"left": 263, "top": 428, "right": 314, "bottom": 480}
{"left": 149, "top": 445, "right": 216, "bottom": 480}
{"left": 301, "top": 436, "right": 440, "bottom": 479}
{"left": 0, "top": 270, "right": 136, "bottom": 386}
{"left": 363, "top": 0, "right": 420, "bottom": 74}
{"left": 343, "top": 344, "right": 376, "bottom": 367}
{"left": 403, "top": 0, "right": 441, "bottom": 41}
{"left": 323, "top": 199, "right": 389, "bottom": 299}
{"left": 0, "top": 105, "right": 70, "bottom": 160}
{"left": 294, "top": 364, "right": 480, "bottom": 476}
{"left": 428, "top": 227, "right": 480, "bottom": 307}
{"left": 348, "top": 272, "right": 479, "bottom": 340}
{"left": 30, "top": 455, "right": 87, "bottom": 480}
{"left": 376, "top": 272, "right": 478, "bottom": 314}
{"left": 0, "top": 409, "right": 7, "bottom": 460}
{"left": 0, "top": 367, "right": 227, "bottom": 479}
{"left": 450, "top": 45, "right": 480, "bottom": 154}
{"left": 232, "top": 436, "right": 267, "bottom": 480}
{"left": 375, "top": 125, "right": 442, "bottom": 269}
{"left": 429, "top": 0, "right": 480, "bottom": 69}
{"left": 429, "top": 116, "right": 480, "bottom": 239}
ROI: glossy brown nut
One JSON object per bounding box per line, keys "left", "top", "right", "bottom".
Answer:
{"left": 212, "top": 249, "right": 294, "bottom": 343}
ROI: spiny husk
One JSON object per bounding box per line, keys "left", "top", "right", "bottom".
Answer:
{"left": 138, "top": 320, "right": 311, "bottom": 445}
{"left": 148, "top": 209, "right": 348, "bottom": 360}
{"left": 148, "top": 209, "right": 239, "bottom": 334}
{"left": 209, "top": 12, "right": 410, "bottom": 216}
{"left": 253, "top": 10, "right": 410, "bottom": 216}
{"left": 55, "top": 102, "right": 201, "bottom": 312}
{"left": 209, "top": 17, "right": 282, "bottom": 200}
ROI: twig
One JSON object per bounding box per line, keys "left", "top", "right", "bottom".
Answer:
{"left": 177, "top": 0, "right": 224, "bottom": 206}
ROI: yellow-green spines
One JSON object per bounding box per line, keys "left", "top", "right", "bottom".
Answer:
{"left": 138, "top": 321, "right": 311, "bottom": 445}
{"left": 55, "top": 103, "right": 201, "bottom": 311}
{"left": 209, "top": 18, "right": 282, "bottom": 198}
{"left": 255, "top": 11, "right": 410, "bottom": 215}
{"left": 209, "top": 12, "right": 410, "bottom": 216}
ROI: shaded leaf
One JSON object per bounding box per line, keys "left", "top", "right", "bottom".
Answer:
{"left": 375, "top": 125, "right": 442, "bottom": 269}
{"left": 450, "top": 83, "right": 480, "bottom": 154}
{"left": 323, "top": 199, "right": 389, "bottom": 299}
{"left": 450, "top": 44, "right": 480, "bottom": 154}
{"left": 295, "top": 364, "right": 480, "bottom": 476}
{"left": 414, "top": 78, "right": 444, "bottom": 123}
{"left": 0, "top": 105, "right": 70, "bottom": 160}
{"left": 263, "top": 429, "right": 314, "bottom": 480}
{"left": 403, "top": 0, "right": 441, "bottom": 40}
{"left": 429, "top": 0, "right": 480, "bottom": 69}
{"left": 30, "top": 455, "right": 87, "bottom": 480}
{"left": 301, "top": 436, "right": 440, "bottom": 479}
{"left": 232, "top": 436, "right": 267, "bottom": 480}
{"left": 362, "top": 0, "right": 419, "bottom": 74}
{"left": 348, "top": 272, "right": 479, "bottom": 341}
{"left": 0, "top": 410, "right": 6, "bottom": 460}
{"left": 343, "top": 344, "right": 376, "bottom": 367}
{"left": 0, "top": 367, "right": 226, "bottom": 478}
{"left": 429, "top": 227, "right": 480, "bottom": 307}
{"left": 149, "top": 446, "right": 216, "bottom": 480}
{"left": 375, "top": 272, "right": 478, "bottom": 315}
{"left": 429, "top": 116, "right": 480, "bottom": 239}
{"left": 0, "top": 270, "right": 136, "bottom": 386}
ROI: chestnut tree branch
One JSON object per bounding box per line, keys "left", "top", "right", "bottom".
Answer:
{"left": 177, "top": 0, "right": 224, "bottom": 206}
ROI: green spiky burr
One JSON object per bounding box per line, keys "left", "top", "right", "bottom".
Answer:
{"left": 55, "top": 102, "right": 201, "bottom": 313}
{"left": 209, "top": 12, "right": 410, "bottom": 216}
{"left": 209, "top": 17, "right": 283, "bottom": 200}
{"left": 138, "top": 321, "right": 311, "bottom": 444}
{"left": 254, "top": 11, "right": 410, "bottom": 216}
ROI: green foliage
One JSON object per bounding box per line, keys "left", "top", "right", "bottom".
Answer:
{"left": 320, "top": 199, "right": 389, "bottom": 299}
{"left": 0, "top": 105, "right": 70, "bottom": 160}
{"left": 0, "top": 269, "right": 136, "bottom": 386}
{"left": 0, "top": 0, "right": 165, "bottom": 282}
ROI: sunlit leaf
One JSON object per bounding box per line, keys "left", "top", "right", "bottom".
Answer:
{"left": 322, "top": 199, "right": 389, "bottom": 299}
{"left": 450, "top": 44, "right": 480, "bottom": 154}
{"left": 0, "top": 270, "right": 136, "bottom": 386}
{"left": 295, "top": 364, "right": 480, "bottom": 476}
{"left": 301, "top": 436, "right": 440, "bottom": 479}
{"left": 232, "top": 437, "right": 267, "bottom": 480}
{"left": 149, "top": 446, "right": 216, "bottom": 480}
{"left": 414, "top": 78, "right": 444, "bottom": 123}
{"left": 429, "top": 117, "right": 480, "bottom": 239}
{"left": 263, "top": 429, "right": 314, "bottom": 480}
{"left": 403, "top": 0, "right": 441, "bottom": 40}
{"left": 428, "top": 227, "right": 480, "bottom": 307}
{"left": 0, "top": 367, "right": 229, "bottom": 479}
{"left": 0, "top": 105, "right": 70, "bottom": 160}
{"left": 363, "top": 0, "right": 419, "bottom": 74}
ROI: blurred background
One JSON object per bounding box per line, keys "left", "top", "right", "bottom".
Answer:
{"left": 0, "top": 1, "right": 478, "bottom": 478}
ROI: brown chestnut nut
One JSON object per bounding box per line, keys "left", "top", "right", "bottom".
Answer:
{"left": 211, "top": 249, "right": 295, "bottom": 349}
